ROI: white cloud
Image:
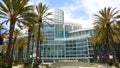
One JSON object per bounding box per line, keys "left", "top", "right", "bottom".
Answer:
{"left": 29, "top": 0, "right": 48, "bottom": 5}
{"left": 81, "top": 0, "right": 120, "bottom": 15}
{"left": 29, "top": 0, "right": 120, "bottom": 29}
{"left": 59, "top": 0, "right": 120, "bottom": 28}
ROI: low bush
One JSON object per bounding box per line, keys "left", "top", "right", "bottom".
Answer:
{"left": 114, "top": 62, "right": 120, "bottom": 68}
{"left": 0, "top": 61, "right": 8, "bottom": 68}
{"left": 23, "top": 63, "right": 32, "bottom": 68}
{"left": 33, "top": 62, "right": 39, "bottom": 68}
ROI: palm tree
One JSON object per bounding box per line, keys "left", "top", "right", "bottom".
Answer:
{"left": 25, "top": 21, "right": 37, "bottom": 64}
{"left": 35, "top": 3, "right": 52, "bottom": 63}
{"left": 11, "top": 29, "right": 22, "bottom": 63}
{"left": 91, "top": 7, "right": 120, "bottom": 63}
{"left": 15, "top": 37, "right": 27, "bottom": 63}
{"left": 0, "top": 0, "right": 34, "bottom": 67}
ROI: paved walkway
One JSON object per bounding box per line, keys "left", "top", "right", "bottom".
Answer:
{"left": 12, "top": 65, "right": 24, "bottom": 68}
{"left": 12, "top": 64, "right": 116, "bottom": 68}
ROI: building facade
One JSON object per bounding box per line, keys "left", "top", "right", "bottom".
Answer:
{"left": 41, "top": 23, "right": 94, "bottom": 63}
{"left": 53, "top": 9, "right": 64, "bottom": 23}
{"left": 34, "top": 9, "right": 94, "bottom": 63}
{"left": 22, "top": 9, "right": 120, "bottom": 63}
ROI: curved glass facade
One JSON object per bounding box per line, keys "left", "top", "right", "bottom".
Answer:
{"left": 41, "top": 23, "right": 94, "bottom": 63}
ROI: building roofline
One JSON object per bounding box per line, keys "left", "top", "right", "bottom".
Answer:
{"left": 55, "top": 34, "right": 90, "bottom": 41}
{"left": 69, "top": 28, "right": 93, "bottom": 33}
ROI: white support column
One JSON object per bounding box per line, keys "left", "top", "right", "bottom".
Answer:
{"left": 42, "top": 59, "right": 44, "bottom": 63}
{"left": 63, "top": 24, "right": 65, "bottom": 38}
{"left": 53, "top": 60, "right": 56, "bottom": 63}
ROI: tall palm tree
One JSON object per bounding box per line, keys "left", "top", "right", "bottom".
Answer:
{"left": 91, "top": 7, "right": 120, "bottom": 63}
{"left": 35, "top": 3, "right": 52, "bottom": 63}
{"left": 25, "top": 21, "right": 37, "bottom": 64}
{"left": 0, "top": 0, "right": 34, "bottom": 67}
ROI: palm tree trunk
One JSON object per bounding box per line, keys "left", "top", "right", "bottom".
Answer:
{"left": 6, "top": 22, "right": 15, "bottom": 68}
{"left": 111, "top": 45, "right": 117, "bottom": 62}
{"left": 104, "top": 28, "right": 111, "bottom": 63}
{"left": 36, "top": 19, "right": 42, "bottom": 63}
{"left": 26, "top": 28, "right": 32, "bottom": 64}
{"left": 11, "top": 36, "right": 17, "bottom": 64}
{"left": 32, "top": 34, "right": 34, "bottom": 61}
{"left": 97, "top": 45, "right": 101, "bottom": 63}
{"left": 94, "top": 45, "right": 98, "bottom": 62}
{"left": 18, "top": 46, "right": 23, "bottom": 63}
{"left": 108, "top": 28, "right": 118, "bottom": 63}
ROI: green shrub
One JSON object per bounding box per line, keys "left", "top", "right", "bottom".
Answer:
{"left": 107, "top": 62, "right": 113, "bottom": 66}
{"left": 114, "top": 62, "right": 120, "bottom": 67}
{"left": 13, "top": 62, "right": 18, "bottom": 66}
{"left": 33, "top": 62, "right": 39, "bottom": 68}
{"left": 23, "top": 63, "right": 32, "bottom": 68}
{"left": 0, "top": 61, "right": 8, "bottom": 68}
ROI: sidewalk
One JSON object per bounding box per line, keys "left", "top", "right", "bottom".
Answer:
{"left": 12, "top": 64, "right": 116, "bottom": 68}
{"left": 12, "top": 65, "right": 23, "bottom": 68}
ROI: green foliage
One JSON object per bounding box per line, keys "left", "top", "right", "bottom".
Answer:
{"left": 13, "top": 60, "right": 18, "bottom": 66}
{"left": 33, "top": 62, "right": 39, "bottom": 68}
{"left": 107, "top": 61, "right": 113, "bottom": 66}
{"left": 1, "top": 53, "right": 6, "bottom": 61}
{"left": 35, "top": 2, "right": 51, "bottom": 64}
{"left": 90, "top": 7, "right": 120, "bottom": 63}
{"left": 0, "top": 0, "right": 36, "bottom": 67}
{"left": 0, "top": 61, "right": 8, "bottom": 68}
{"left": 24, "top": 65, "right": 31, "bottom": 68}
{"left": 23, "top": 62, "right": 32, "bottom": 68}
{"left": 114, "top": 62, "right": 120, "bottom": 67}
{"left": 91, "top": 7, "right": 120, "bottom": 45}
{"left": 24, "top": 62, "right": 29, "bottom": 67}
{"left": 88, "top": 63, "right": 96, "bottom": 66}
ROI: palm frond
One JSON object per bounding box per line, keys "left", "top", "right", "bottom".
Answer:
{"left": 91, "top": 7, "right": 120, "bottom": 46}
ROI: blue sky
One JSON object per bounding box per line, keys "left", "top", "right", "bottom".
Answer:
{"left": 29, "top": 0, "right": 120, "bottom": 28}
{"left": 30, "top": 0, "right": 91, "bottom": 28}
{"left": 0, "top": 0, "right": 120, "bottom": 29}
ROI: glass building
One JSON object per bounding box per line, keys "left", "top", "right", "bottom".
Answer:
{"left": 20, "top": 9, "right": 95, "bottom": 63}
{"left": 21, "top": 8, "right": 120, "bottom": 63}
{"left": 41, "top": 23, "right": 94, "bottom": 63}
{"left": 53, "top": 9, "right": 64, "bottom": 23}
